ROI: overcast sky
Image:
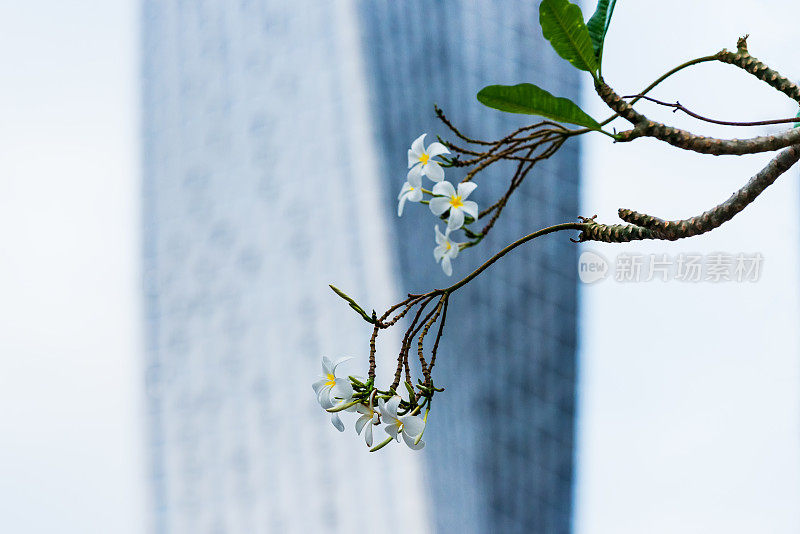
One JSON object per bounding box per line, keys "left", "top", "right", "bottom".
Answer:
{"left": 0, "top": 1, "right": 798, "bottom": 533}
{"left": 0, "top": 1, "right": 143, "bottom": 533}
{"left": 577, "top": 2, "right": 800, "bottom": 533}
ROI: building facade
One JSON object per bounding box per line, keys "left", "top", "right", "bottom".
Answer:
{"left": 141, "top": 1, "right": 429, "bottom": 532}
{"left": 359, "top": 2, "right": 580, "bottom": 533}
{"left": 142, "top": 1, "right": 578, "bottom": 533}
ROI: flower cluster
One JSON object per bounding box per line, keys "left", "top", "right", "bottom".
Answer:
{"left": 313, "top": 357, "right": 427, "bottom": 451}
{"left": 398, "top": 133, "right": 479, "bottom": 276}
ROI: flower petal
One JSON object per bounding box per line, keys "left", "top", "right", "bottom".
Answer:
{"left": 397, "top": 194, "right": 408, "bottom": 217}
{"left": 408, "top": 188, "right": 423, "bottom": 202}
{"left": 321, "top": 356, "right": 333, "bottom": 375}
{"left": 378, "top": 398, "right": 390, "bottom": 418}
{"left": 457, "top": 181, "right": 477, "bottom": 199}
{"left": 317, "top": 385, "right": 333, "bottom": 406}
{"left": 423, "top": 161, "right": 444, "bottom": 182}
{"left": 462, "top": 200, "right": 479, "bottom": 220}
{"left": 434, "top": 225, "right": 447, "bottom": 245}
{"left": 331, "top": 380, "right": 354, "bottom": 401}
{"left": 355, "top": 414, "right": 369, "bottom": 435}
{"left": 432, "top": 180, "right": 456, "bottom": 198}
{"left": 384, "top": 423, "right": 400, "bottom": 441}
{"left": 410, "top": 134, "right": 426, "bottom": 159}
{"left": 311, "top": 379, "right": 327, "bottom": 396}
{"left": 331, "top": 356, "right": 353, "bottom": 374}
{"left": 402, "top": 430, "right": 425, "bottom": 450}
{"left": 401, "top": 415, "right": 425, "bottom": 437}
{"left": 429, "top": 197, "right": 451, "bottom": 216}
{"left": 409, "top": 438, "right": 425, "bottom": 450}
{"left": 330, "top": 413, "right": 345, "bottom": 432}
{"left": 426, "top": 142, "right": 450, "bottom": 158}
{"left": 402, "top": 430, "right": 415, "bottom": 448}
{"left": 447, "top": 208, "right": 465, "bottom": 231}
{"left": 398, "top": 182, "right": 413, "bottom": 200}
{"left": 364, "top": 421, "right": 374, "bottom": 447}
{"left": 406, "top": 165, "right": 423, "bottom": 186}
{"left": 441, "top": 255, "right": 453, "bottom": 276}
{"left": 386, "top": 396, "right": 401, "bottom": 417}
{"left": 434, "top": 244, "right": 447, "bottom": 261}
{"left": 407, "top": 149, "right": 417, "bottom": 168}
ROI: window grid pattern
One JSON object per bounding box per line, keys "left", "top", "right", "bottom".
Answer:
{"left": 358, "top": 2, "right": 579, "bottom": 533}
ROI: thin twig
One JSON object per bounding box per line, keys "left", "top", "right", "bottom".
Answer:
{"left": 622, "top": 94, "right": 800, "bottom": 127}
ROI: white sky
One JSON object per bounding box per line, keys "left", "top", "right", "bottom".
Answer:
{"left": 0, "top": 1, "right": 798, "bottom": 533}
{"left": 0, "top": 1, "right": 143, "bottom": 533}
{"left": 576, "top": 2, "right": 800, "bottom": 533}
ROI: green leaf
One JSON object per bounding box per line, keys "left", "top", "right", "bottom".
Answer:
{"left": 369, "top": 436, "right": 394, "bottom": 453}
{"left": 329, "top": 284, "right": 375, "bottom": 324}
{"left": 325, "top": 399, "right": 360, "bottom": 413}
{"left": 794, "top": 109, "right": 800, "bottom": 128}
{"left": 539, "top": 0, "right": 599, "bottom": 74}
{"left": 477, "top": 83, "right": 600, "bottom": 129}
{"left": 586, "top": 0, "right": 617, "bottom": 63}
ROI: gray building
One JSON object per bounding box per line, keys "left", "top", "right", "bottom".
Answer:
{"left": 141, "top": 1, "right": 429, "bottom": 532}
{"left": 360, "top": 2, "right": 579, "bottom": 533}
{"left": 142, "top": 1, "right": 578, "bottom": 533}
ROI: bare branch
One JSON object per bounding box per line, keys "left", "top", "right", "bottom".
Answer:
{"left": 717, "top": 36, "right": 800, "bottom": 104}
{"left": 580, "top": 144, "right": 800, "bottom": 242}
{"left": 621, "top": 94, "right": 800, "bottom": 127}
{"left": 598, "top": 81, "right": 800, "bottom": 155}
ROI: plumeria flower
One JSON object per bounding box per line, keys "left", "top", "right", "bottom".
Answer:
{"left": 354, "top": 402, "right": 380, "bottom": 447}
{"left": 397, "top": 168, "right": 423, "bottom": 216}
{"left": 320, "top": 396, "right": 350, "bottom": 432}
{"left": 407, "top": 133, "right": 450, "bottom": 183}
{"left": 429, "top": 180, "right": 478, "bottom": 231}
{"left": 434, "top": 225, "right": 462, "bottom": 276}
{"left": 378, "top": 396, "right": 425, "bottom": 450}
{"left": 312, "top": 357, "right": 354, "bottom": 432}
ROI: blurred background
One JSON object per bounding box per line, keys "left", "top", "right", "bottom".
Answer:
{"left": 1, "top": 1, "right": 799, "bottom": 533}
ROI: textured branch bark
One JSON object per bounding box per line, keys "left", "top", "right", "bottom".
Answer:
{"left": 597, "top": 81, "right": 800, "bottom": 155}
{"left": 579, "top": 144, "right": 800, "bottom": 242}
{"left": 717, "top": 37, "right": 800, "bottom": 104}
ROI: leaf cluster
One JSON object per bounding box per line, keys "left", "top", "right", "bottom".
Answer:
{"left": 477, "top": 0, "right": 617, "bottom": 128}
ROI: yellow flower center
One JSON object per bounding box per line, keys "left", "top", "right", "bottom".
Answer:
{"left": 325, "top": 373, "right": 336, "bottom": 388}
{"left": 419, "top": 153, "right": 430, "bottom": 165}
{"left": 445, "top": 242, "right": 451, "bottom": 251}
{"left": 449, "top": 195, "right": 464, "bottom": 209}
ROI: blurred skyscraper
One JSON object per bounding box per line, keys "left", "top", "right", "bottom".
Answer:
{"left": 141, "top": 2, "right": 429, "bottom": 533}
{"left": 359, "top": 3, "right": 580, "bottom": 533}
{"left": 142, "top": 1, "right": 578, "bottom": 533}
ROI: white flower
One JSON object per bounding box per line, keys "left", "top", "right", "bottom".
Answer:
{"left": 429, "top": 180, "right": 478, "bottom": 231}
{"left": 434, "top": 225, "right": 462, "bottom": 276}
{"left": 354, "top": 403, "right": 379, "bottom": 447}
{"left": 320, "top": 396, "right": 350, "bottom": 432}
{"left": 407, "top": 133, "right": 449, "bottom": 183}
{"left": 312, "top": 356, "right": 354, "bottom": 405}
{"left": 312, "top": 357, "right": 354, "bottom": 432}
{"left": 397, "top": 167, "right": 423, "bottom": 216}
{"left": 378, "top": 396, "right": 425, "bottom": 450}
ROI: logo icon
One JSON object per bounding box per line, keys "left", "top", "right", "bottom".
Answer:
{"left": 578, "top": 250, "right": 609, "bottom": 284}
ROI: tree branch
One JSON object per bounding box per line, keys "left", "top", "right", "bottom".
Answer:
{"left": 717, "top": 36, "right": 800, "bottom": 104}
{"left": 580, "top": 144, "right": 800, "bottom": 242}
{"left": 598, "top": 81, "right": 800, "bottom": 155}
{"left": 621, "top": 94, "right": 800, "bottom": 127}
